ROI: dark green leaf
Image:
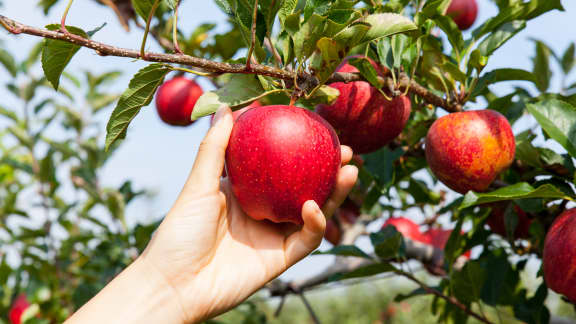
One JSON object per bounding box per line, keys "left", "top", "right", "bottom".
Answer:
{"left": 0, "top": 48, "right": 17, "bottom": 77}
{"left": 525, "top": 99, "right": 576, "bottom": 158}
{"left": 370, "top": 226, "right": 404, "bottom": 259}
{"left": 41, "top": 25, "right": 88, "bottom": 90}
{"left": 192, "top": 74, "right": 273, "bottom": 120}
{"left": 460, "top": 183, "right": 571, "bottom": 209}
{"left": 477, "top": 20, "right": 526, "bottom": 57}
{"left": 561, "top": 42, "right": 575, "bottom": 74}
{"left": 532, "top": 40, "right": 552, "bottom": 92}
{"left": 105, "top": 64, "right": 170, "bottom": 150}
{"left": 314, "top": 245, "right": 373, "bottom": 259}
{"left": 328, "top": 262, "right": 396, "bottom": 282}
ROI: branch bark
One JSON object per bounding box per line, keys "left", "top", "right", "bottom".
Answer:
{"left": 0, "top": 15, "right": 462, "bottom": 113}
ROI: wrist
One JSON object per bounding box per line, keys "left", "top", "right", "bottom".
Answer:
{"left": 66, "top": 256, "right": 187, "bottom": 324}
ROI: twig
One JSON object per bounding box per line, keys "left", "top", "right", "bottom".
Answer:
{"left": 264, "top": 36, "right": 282, "bottom": 68}
{"left": 273, "top": 296, "right": 286, "bottom": 317}
{"left": 299, "top": 292, "right": 321, "bottom": 324}
{"left": 140, "top": 0, "right": 161, "bottom": 59}
{"left": 245, "top": 0, "right": 259, "bottom": 70}
{"left": 397, "top": 269, "right": 493, "bottom": 324}
{"left": 0, "top": 15, "right": 461, "bottom": 113}
{"left": 172, "top": 0, "right": 184, "bottom": 54}
{"left": 60, "top": 0, "right": 74, "bottom": 33}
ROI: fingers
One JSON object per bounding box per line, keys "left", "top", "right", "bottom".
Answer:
{"left": 182, "top": 106, "right": 233, "bottom": 196}
{"left": 341, "top": 145, "right": 353, "bottom": 166}
{"left": 322, "top": 165, "right": 358, "bottom": 218}
{"left": 284, "top": 200, "right": 326, "bottom": 266}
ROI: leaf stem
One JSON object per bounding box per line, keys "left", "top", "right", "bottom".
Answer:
{"left": 140, "top": 0, "right": 162, "bottom": 59}
{"left": 245, "top": 0, "right": 259, "bottom": 70}
{"left": 172, "top": 0, "right": 184, "bottom": 54}
{"left": 60, "top": 0, "right": 74, "bottom": 33}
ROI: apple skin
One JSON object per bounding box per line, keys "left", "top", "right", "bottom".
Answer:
{"left": 423, "top": 228, "right": 471, "bottom": 258}
{"left": 486, "top": 202, "right": 532, "bottom": 239}
{"left": 316, "top": 56, "right": 412, "bottom": 154}
{"left": 225, "top": 105, "right": 341, "bottom": 224}
{"left": 155, "top": 77, "right": 203, "bottom": 126}
{"left": 446, "top": 0, "right": 478, "bottom": 30}
{"left": 9, "top": 295, "right": 29, "bottom": 324}
{"left": 425, "top": 110, "right": 515, "bottom": 194}
{"left": 382, "top": 217, "right": 426, "bottom": 243}
{"left": 544, "top": 209, "right": 576, "bottom": 303}
{"left": 325, "top": 199, "right": 360, "bottom": 245}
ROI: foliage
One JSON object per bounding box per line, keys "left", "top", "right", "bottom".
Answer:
{"left": 0, "top": 0, "right": 576, "bottom": 323}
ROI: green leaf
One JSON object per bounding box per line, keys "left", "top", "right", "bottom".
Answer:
{"left": 460, "top": 183, "right": 572, "bottom": 209}
{"left": 526, "top": 99, "right": 576, "bottom": 158}
{"left": 41, "top": 25, "right": 88, "bottom": 90}
{"left": 348, "top": 57, "right": 382, "bottom": 88}
{"left": 298, "top": 85, "right": 340, "bottom": 106}
{"left": 314, "top": 245, "right": 373, "bottom": 259}
{"left": 370, "top": 226, "right": 404, "bottom": 259}
{"left": 434, "top": 15, "right": 464, "bottom": 55}
{"left": 192, "top": 74, "right": 273, "bottom": 120}
{"left": 0, "top": 104, "right": 18, "bottom": 122}
{"left": 561, "top": 42, "right": 575, "bottom": 74}
{"left": 328, "top": 262, "right": 397, "bottom": 282}
{"left": 532, "top": 40, "right": 552, "bottom": 92}
{"left": 105, "top": 64, "right": 170, "bottom": 150}
{"left": 278, "top": 0, "right": 298, "bottom": 27}
{"left": 0, "top": 48, "right": 17, "bottom": 77}
{"left": 477, "top": 20, "right": 526, "bottom": 57}
{"left": 163, "top": 0, "right": 178, "bottom": 10}
{"left": 360, "top": 13, "right": 417, "bottom": 45}
{"left": 472, "top": 68, "right": 536, "bottom": 97}
{"left": 131, "top": 0, "right": 156, "bottom": 20}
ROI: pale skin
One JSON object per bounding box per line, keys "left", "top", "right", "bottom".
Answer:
{"left": 66, "top": 106, "right": 359, "bottom": 324}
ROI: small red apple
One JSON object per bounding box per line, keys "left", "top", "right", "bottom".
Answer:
{"left": 423, "top": 228, "right": 471, "bottom": 258}
{"left": 543, "top": 209, "right": 576, "bottom": 303}
{"left": 9, "top": 295, "right": 29, "bottom": 324}
{"left": 446, "top": 0, "right": 478, "bottom": 30}
{"left": 486, "top": 202, "right": 532, "bottom": 239}
{"left": 155, "top": 76, "right": 203, "bottom": 126}
{"left": 226, "top": 105, "right": 341, "bottom": 224}
{"left": 316, "top": 56, "right": 412, "bottom": 154}
{"left": 425, "top": 110, "right": 515, "bottom": 194}
{"left": 325, "top": 199, "right": 360, "bottom": 245}
{"left": 382, "top": 217, "right": 426, "bottom": 243}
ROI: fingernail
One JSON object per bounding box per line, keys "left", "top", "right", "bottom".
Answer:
{"left": 211, "top": 105, "right": 227, "bottom": 127}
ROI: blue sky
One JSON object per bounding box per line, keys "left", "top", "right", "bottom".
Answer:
{"left": 0, "top": 0, "right": 574, "bottom": 280}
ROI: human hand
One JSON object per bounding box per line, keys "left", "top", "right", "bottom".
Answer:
{"left": 66, "top": 106, "right": 358, "bottom": 324}
{"left": 141, "top": 106, "right": 358, "bottom": 323}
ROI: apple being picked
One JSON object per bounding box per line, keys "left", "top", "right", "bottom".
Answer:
{"left": 382, "top": 217, "right": 426, "bottom": 243}
{"left": 425, "top": 110, "right": 515, "bottom": 194}
{"left": 325, "top": 199, "right": 360, "bottom": 245}
{"left": 486, "top": 202, "right": 532, "bottom": 239}
{"left": 446, "top": 0, "right": 478, "bottom": 30}
{"left": 9, "top": 295, "right": 30, "bottom": 324}
{"left": 226, "top": 105, "right": 341, "bottom": 224}
{"left": 155, "top": 76, "right": 203, "bottom": 126}
{"left": 544, "top": 209, "right": 576, "bottom": 303}
{"left": 316, "top": 56, "right": 412, "bottom": 154}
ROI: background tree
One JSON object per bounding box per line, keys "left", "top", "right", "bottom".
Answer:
{"left": 1, "top": 0, "right": 576, "bottom": 323}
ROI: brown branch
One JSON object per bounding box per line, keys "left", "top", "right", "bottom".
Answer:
{"left": 299, "top": 293, "right": 321, "bottom": 324}
{"left": 0, "top": 15, "right": 462, "bottom": 113}
{"left": 397, "top": 269, "right": 492, "bottom": 324}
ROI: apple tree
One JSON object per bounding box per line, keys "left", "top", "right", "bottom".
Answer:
{"left": 0, "top": 0, "right": 575, "bottom": 323}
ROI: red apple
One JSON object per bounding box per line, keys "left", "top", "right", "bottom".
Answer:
{"left": 325, "top": 199, "right": 360, "bottom": 245}
{"left": 225, "top": 105, "right": 341, "bottom": 224}
{"left": 382, "top": 217, "right": 426, "bottom": 243}
{"left": 423, "top": 228, "right": 471, "bottom": 258}
{"left": 543, "top": 208, "right": 576, "bottom": 303}
{"left": 486, "top": 202, "right": 532, "bottom": 239}
{"left": 9, "top": 295, "right": 29, "bottom": 324}
{"left": 155, "top": 76, "right": 203, "bottom": 126}
{"left": 446, "top": 0, "right": 478, "bottom": 30}
{"left": 316, "top": 56, "right": 412, "bottom": 154}
{"left": 425, "top": 110, "right": 515, "bottom": 194}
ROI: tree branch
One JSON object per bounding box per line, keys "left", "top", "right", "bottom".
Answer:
{"left": 0, "top": 15, "right": 461, "bottom": 113}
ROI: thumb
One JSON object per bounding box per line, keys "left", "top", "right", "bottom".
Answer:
{"left": 183, "top": 106, "right": 233, "bottom": 195}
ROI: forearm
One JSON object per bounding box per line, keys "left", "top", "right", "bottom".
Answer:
{"left": 65, "top": 257, "right": 187, "bottom": 324}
